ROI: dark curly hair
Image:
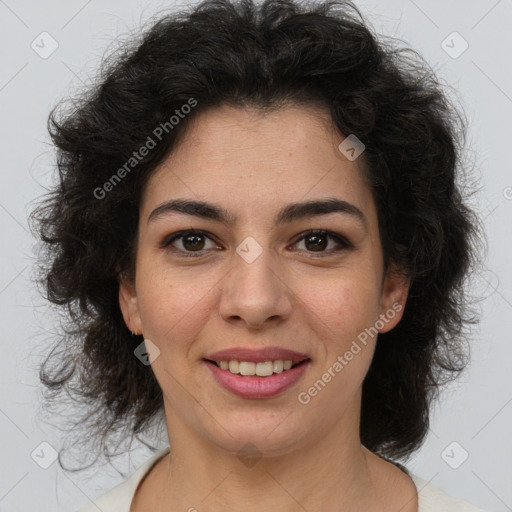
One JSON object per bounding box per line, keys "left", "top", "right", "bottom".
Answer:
{"left": 29, "top": 0, "right": 482, "bottom": 471}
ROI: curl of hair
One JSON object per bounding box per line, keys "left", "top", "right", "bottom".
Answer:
{"left": 29, "top": 0, "right": 483, "bottom": 469}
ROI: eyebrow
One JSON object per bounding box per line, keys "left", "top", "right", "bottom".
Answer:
{"left": 147, "top": 197, "right": 367, "bottom": 230}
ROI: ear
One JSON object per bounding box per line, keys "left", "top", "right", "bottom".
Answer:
{"left": 119, "top": 273, "right": 143, "bottom": 335}
{"left": 377, "top": 263, "right": 410, "bottom": 334}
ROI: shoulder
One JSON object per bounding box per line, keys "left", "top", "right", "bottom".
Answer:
{"left": 75, "top": 447, "right": 171, "bottom": 512}
{"left": 411, "top": 474, "right": 489, "bottom": 512}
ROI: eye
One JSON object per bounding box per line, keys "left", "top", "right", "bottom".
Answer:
{"left": 290, "top": 230, "right": 353, "bottom": 255}
{"left": 160, "top": 230, "right": 220, "bottom": 256}
{"left": 160, "top": 229, "right": 352, "bottom": 257}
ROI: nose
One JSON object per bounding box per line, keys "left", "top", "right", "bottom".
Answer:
{"left": 218, "top": 246, "right": 293, "bottom": 330}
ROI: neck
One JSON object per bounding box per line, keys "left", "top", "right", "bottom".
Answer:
{"left": 147, "top": 394, "right": 397, "bottom": 512}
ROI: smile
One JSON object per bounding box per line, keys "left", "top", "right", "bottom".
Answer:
{"left": 206, "top": 359, "right": 307, "bottom": 376}
{"left": 204, "top": 358, "right": 311, "bottom": 399}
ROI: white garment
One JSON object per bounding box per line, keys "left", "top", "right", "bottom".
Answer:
{"left": 76, "top": 447, "right": 487, "bottom": 512}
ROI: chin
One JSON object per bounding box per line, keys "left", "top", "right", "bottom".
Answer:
{"left": 204, "top": 418, "right": 309, "bottom": 457}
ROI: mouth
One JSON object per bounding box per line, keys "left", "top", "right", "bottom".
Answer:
{"left": 203, "top": 357, "right": 312, "bottom": 399}
{"left": 203, "top": 358, "right": 310, "bottom": 377}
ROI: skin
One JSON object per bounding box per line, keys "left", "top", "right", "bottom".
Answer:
{"left": 119, "top": 104, "right": 418, "bottom": 512}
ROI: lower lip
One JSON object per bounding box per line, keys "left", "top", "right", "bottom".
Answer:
{"left": 204, "top": 360, "right": 310, "bottom": 399}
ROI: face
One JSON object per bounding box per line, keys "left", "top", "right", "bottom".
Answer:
{"left": 120, "top": 104, "right": 409, "bottom": 457}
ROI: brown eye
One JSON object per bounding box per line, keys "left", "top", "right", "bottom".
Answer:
{"left": 160, "top": 230, "right": 220, "bottom": 256}
{"left": 292, "top": 230, "right": 352, "bottom": 255}
{"left": 161, "top": 229, "right": 352, "bottom": 258}
{"left": 181, "top": 233, "right": 206, "bottom": 251}
{"left": 304, "top": 233, "right": 328, "bottom": 251}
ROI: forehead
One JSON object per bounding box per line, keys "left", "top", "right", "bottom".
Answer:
{"left": 141, "top": 104, "right": 376, "bottom": 228}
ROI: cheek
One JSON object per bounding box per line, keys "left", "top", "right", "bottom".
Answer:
{"left": 300, "top": 279, "right": 381, "bottom": 412}
{"left": 135, "top": 253, "right": 226, "bottom": 354}
{"left": 301, "top": 268, "right": 382, "bottom": 334}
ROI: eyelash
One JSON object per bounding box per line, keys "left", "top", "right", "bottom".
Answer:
{"left": 159, "top": 229, "right": 353, "bottom": 258}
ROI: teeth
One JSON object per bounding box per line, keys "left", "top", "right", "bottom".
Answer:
{"left": 273, "top": 360, "right": 284, "bottom": 373}
{"left": 213, "top": 359, "right": 301, "bottom": 376}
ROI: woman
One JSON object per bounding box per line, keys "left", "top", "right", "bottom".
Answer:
{"left": 30, "top": 0, "right": 486, "bottom": 510}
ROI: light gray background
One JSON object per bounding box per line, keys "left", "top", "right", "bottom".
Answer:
{"left": 0, "top": 0, "right": 511, "bottom": 510}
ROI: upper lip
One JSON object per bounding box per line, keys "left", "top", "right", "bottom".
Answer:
{"left": 204, "top": 347, "right": 310, "bottom": 363}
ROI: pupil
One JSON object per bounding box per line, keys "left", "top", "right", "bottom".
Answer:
{"left": 306, "top": 234, "right": 327, "bottom": 251}
{"left": 184, "top": 234, "right": 204, "bottom": 251}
